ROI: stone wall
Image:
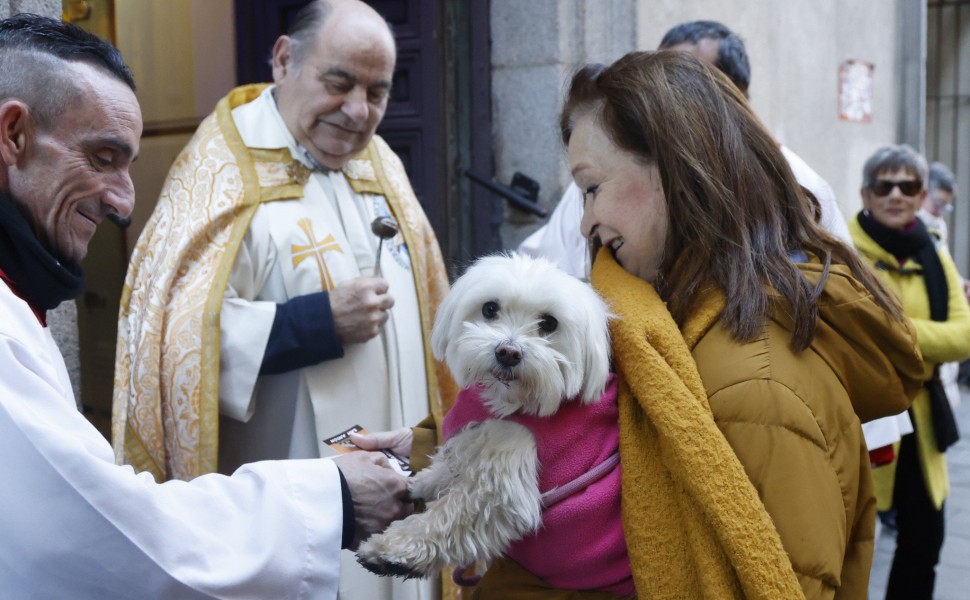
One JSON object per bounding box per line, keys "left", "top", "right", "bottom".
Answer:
{"left": 0, "top": 0, "right": 60, "bottom": 19}
{"left": 491, "top": 0, "right": 636, "bottom": 249}
{"left": 637, "top": 0, "right": 905, "bottom": 222}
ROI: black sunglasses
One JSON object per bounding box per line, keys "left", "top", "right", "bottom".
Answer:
{"left": 870, "top": 179, "right": 922, "bottom": 197}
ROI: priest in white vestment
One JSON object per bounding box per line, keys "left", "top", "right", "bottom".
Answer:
{"left": 113, "top": 2, "right": 456, "bottom": 599}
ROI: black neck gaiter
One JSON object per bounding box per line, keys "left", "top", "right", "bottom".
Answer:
{"left": 856, "top": 210, "right": 947, "bottom": 321}
{"left": 0, "top": 192, "right": 84, "bottom": 311}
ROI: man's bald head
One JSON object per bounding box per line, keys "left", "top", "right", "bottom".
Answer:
{"left": 286, "top": 0, "right": 395, "bottom": 71}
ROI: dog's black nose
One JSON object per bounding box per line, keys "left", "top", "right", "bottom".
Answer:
{"left": 495, "top": 343, "right": 522, "bottom": 368}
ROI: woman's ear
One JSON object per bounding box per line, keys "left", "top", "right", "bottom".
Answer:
{"left": 0, "top": 100, "right": 30, "bottom": 167}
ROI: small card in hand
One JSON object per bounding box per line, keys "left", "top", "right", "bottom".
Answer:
{"left": 324, "top": 425, "right": 411, "bottom": 476}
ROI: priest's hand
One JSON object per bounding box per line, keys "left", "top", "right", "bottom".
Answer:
{"left": 329, "top": 276, "right": 395, "bottom": 345}
{"left": 334, "top": 450, "right": 411, "bottom": 550}
{"left": 349, "top": 427, "right": 413, "bottom": 458}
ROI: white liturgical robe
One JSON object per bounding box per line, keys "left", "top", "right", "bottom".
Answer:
{"left": 218, "top": 89, "right": 428, "bottom": 464}
{"left": 0, "top": 280, "right": 345, "bottom": 598}
{"left": 215, "top": 88, "right": 432, "bottom": 599}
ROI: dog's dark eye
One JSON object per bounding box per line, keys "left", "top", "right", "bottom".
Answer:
{"left": 538, "top": 314, "right": 558, "bottom": 333}
{"left": 482, "top": 301, "right": 500, "bottom": 320}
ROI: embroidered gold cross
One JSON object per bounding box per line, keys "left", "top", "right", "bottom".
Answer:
{"left": 291, "top": 218, "right": 343, "bottom": 291}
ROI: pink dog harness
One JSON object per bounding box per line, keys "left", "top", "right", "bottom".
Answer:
{"left": 442, "top": 375, "right": 634, "bottom": 596}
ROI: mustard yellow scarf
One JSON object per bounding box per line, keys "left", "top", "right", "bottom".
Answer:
{"left": 591, "top": 249, "right": 803, "bottom": 599}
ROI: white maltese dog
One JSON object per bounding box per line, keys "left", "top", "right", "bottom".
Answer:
{"left": 357, "top": 253, "right": 633, "bottom": 594}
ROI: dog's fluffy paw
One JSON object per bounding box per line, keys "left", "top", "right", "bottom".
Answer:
{"left": 407, "top": 477, "right": 433, "bottom": 503}
{"left": 356, "top": 554, "right": 423, "bottom": 579}
{"left": 356, "top": 534, "right": 433, "bottom": 580}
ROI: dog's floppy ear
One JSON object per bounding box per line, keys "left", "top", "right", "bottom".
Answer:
{"left": 431, "top": 259, "right": 483, "bottom": 360}
{"left": 579, "top": 291, "right": 613, "bottom": 404}
{"left": 431, "top": 288, "right": 460, "bottom": 361}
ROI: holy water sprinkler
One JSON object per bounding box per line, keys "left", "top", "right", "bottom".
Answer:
{"left": 371, "top": 216, "right": 399, "bottom": 276}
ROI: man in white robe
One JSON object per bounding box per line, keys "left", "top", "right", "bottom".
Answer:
{"left": 0, "top": 13, "right": 407, "bottom": 597}
{"left": 113, "top": 2, "right": 456, "bottom": 598}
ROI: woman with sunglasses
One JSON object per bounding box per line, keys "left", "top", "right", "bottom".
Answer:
{"left": 850, "top": 144, "right": 970, "bottom": 599}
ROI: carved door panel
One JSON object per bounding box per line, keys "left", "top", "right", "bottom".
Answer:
{"left": 234, "top": 0, "right": 307, "bottom": 84}
{"left": 366, "top": 0, "right": 442, "bottom": 238}
{"left": 365, "top": 0, "right": 500, "bottom": 270}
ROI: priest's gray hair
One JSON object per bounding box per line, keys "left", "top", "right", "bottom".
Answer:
{"left": 287, "top": 0, "right": 334, "bottom": 68}
{"left": 285, "top": 0, "right": 395, "bottom": 69}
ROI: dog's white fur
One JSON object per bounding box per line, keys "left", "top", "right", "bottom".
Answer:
{"left": 357, "top": 253, "right": 612, "bottom": 578}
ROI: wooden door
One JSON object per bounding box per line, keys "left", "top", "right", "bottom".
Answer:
{"left": 366, "top": 0, "right": 441, "bottom": 239}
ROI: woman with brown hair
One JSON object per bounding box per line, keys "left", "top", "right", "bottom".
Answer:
{"left": 475, "top": 51, "right": 924, "bottom": 599}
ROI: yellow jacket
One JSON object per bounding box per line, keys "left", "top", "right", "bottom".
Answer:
{"left": 691, "top": 262, "right": 921, "bottom": 598}
{"left": 850, "top": 217, "right": 970, "bottom": 509}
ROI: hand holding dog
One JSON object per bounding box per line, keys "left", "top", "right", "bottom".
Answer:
{"left": 330, "top": 276, "right": 395, "bottom": 345}
{"left": 333, "top": 451, "right": 411, "bottom": 550}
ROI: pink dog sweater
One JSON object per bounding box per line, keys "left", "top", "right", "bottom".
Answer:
{"left": 442, "top": 375, "right": 634, "bottom": 596}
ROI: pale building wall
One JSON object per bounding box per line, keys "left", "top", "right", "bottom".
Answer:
{"left": 497, "top": 0, "right": 909, "bottom": 249}
{"left": 637, "top": 0, "right": 903, "bottom": 225}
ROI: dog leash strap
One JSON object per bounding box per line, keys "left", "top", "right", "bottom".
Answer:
{"left": 539, "top": 450, "right": 620, "bottom": 509}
